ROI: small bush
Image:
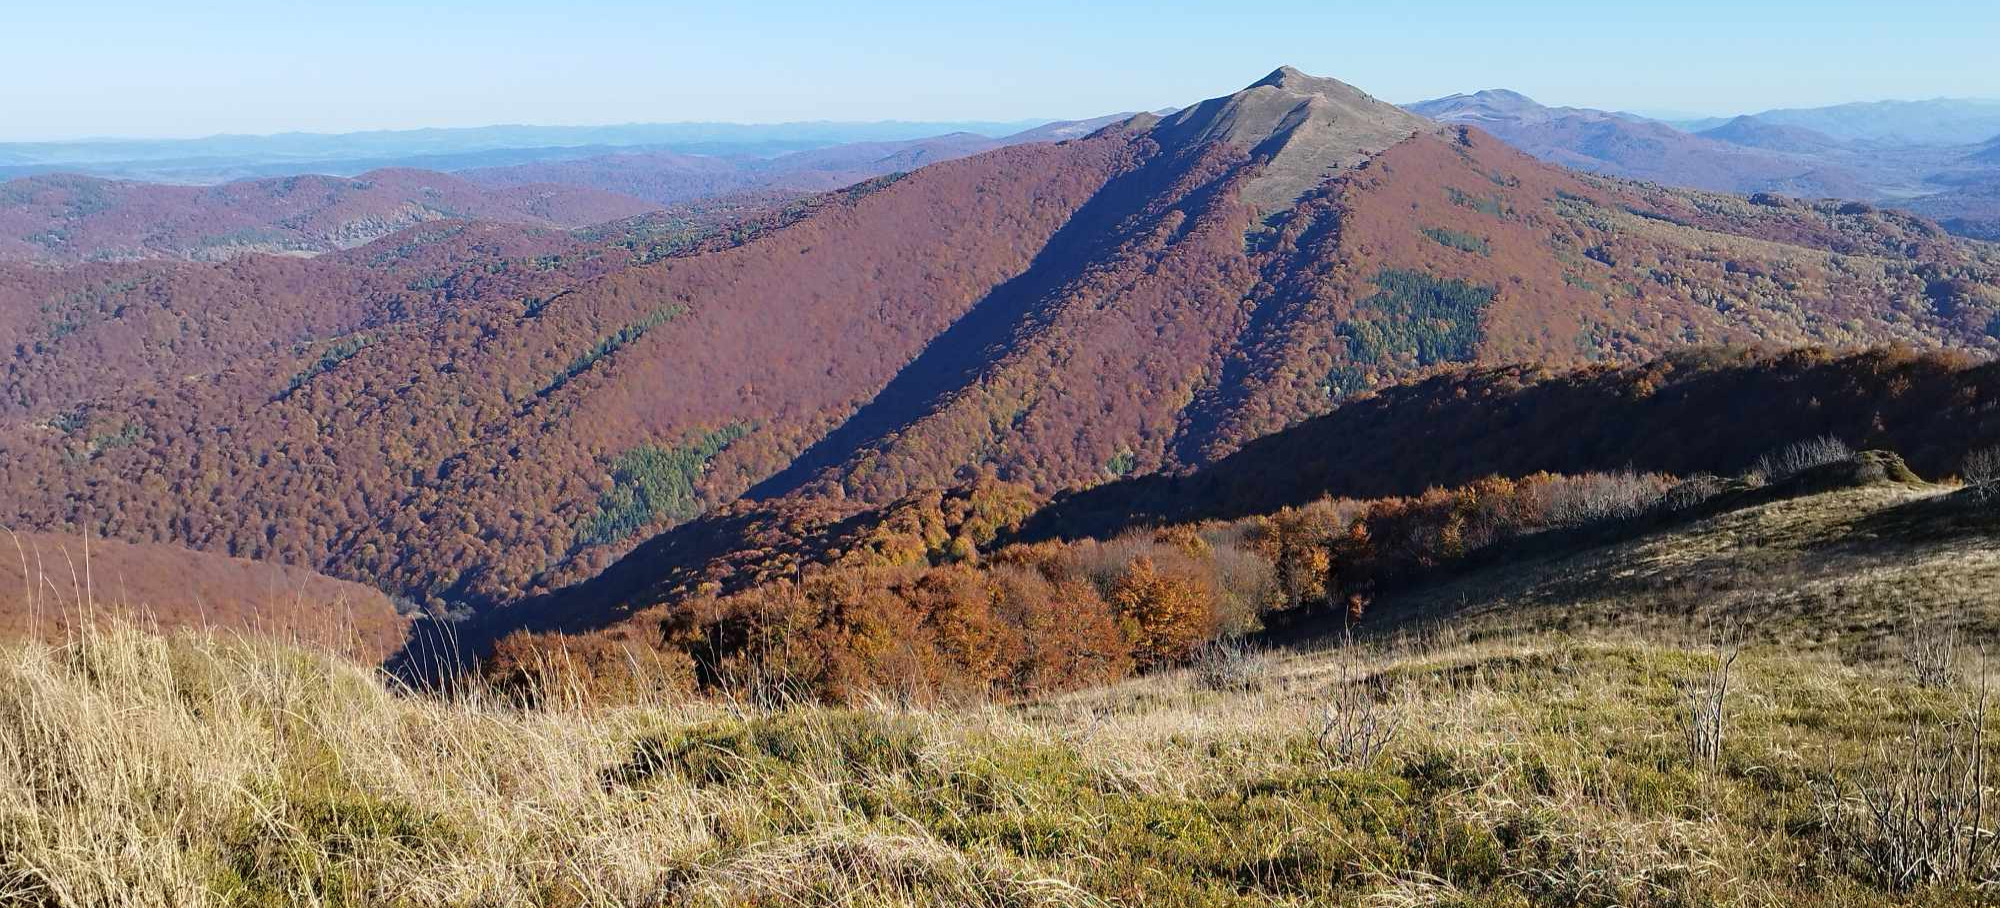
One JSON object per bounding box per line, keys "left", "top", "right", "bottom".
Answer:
{"left": 1902, "top": 616, "right": 1959, "bottom": 689}
{"left": 1964, "top": 446, "right": 2000, "bottom": 503}
{"left": 1189, "top": 638, "right": 1267, "bottom": 693}
{"left": 1662, "top": 473, "right": 1725, "bottom": 512}
{"left": 1519, "top": 470, "right": 1669, "bottom": 529}
{"left": 484, "top": 630, "right": 695, "bottom": 708}
{"left": 1749, "top": 435, "right": 1852, "bottom": 484}
{"left": 1206, "top": 539, "right": 1278, "bottom": 636}
{"left": 1681, "top": 645, "right": 1737, "bottom": 773}
{"left": 1831, "top": 679, "right": 1994, "bottom": 890}
{"left": 1317, "top": 639, "right": 1399, "bottom": 768}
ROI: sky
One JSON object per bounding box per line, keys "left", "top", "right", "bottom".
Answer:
{"left": 4, "top": 0, "right": 1998, "bottom": 141}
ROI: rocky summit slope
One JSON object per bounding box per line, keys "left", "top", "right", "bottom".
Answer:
{"left": 1151, "top": 65, "right": 1431, "bottom": 214}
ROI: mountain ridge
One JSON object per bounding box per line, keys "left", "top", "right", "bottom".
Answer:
{"left": 3, "top": 67, "right": 1997, "bottom": 628}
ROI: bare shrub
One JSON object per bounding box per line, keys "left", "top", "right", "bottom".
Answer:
{"left": 1317, "top": 637, "right": 1399, "bottom": 768}
{"left": 1681, "top": 645, "right": 1738, "bottom": 772}
{"left": 1902, "top": 617, "right": 1959, "bottom": 690}
{"left": 1189, "top": 638, "right": 1268, "bottom": 693}
{"left": 1206, "top": 537, "right": 1278, "bottom": 637}
{"left": 1662, "top": 473, "right": 1726, "bottom": 512}
{"left": 1057, "top": 530, "right": 1172, "bottom": 594}
{"left": 1833, "top": 674, "right": 1993, "bottom": 890}
{"left": 1533, "top": 470, "right": 1669, "bottom": 529}
{"left": 1749, "top": 435, "right": 1852, "bottom": 484}
{"left": 1964, "top": 446, "right": 2000, "bottom": 504}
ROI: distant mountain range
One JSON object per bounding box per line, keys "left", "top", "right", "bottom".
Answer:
{"left": 0, "top": 115, "right": 1133, "bottom": 263}
{"left": 11, "top": 87, "right": 2000, "bottom": 268}
{"left": 1406, "top": 90, "right": 2000, "bottom": 240}
{"left": 0, "top": 169, "right": 658, "bottom": 263}
{"left": 1405, "top": 90, "right": 1876, "bottom": 199}
{"left": 1670, "top": 98, "right": 2000, "bottom": 146}
{"left": 0, "top": 119, "right": 1057, "bottom": 184}
{"left": 455, "top": 116, "right": 1134, "bottom": 207}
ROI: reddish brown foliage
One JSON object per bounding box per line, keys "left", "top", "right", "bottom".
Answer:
{"left": 494, "top": 559, "right": 1132, "bottom": 705}
{"left": 0, "top": 137, "right": 1135, "bottom": 610}
{"left": 0, "top": 529, "right": 407, "bottom": 660}
{"left": 485, "top": 626, "right": 694, "bottom": 708}
{"left": 1108, "top": 555, "right": 1217, "bottom": 669}
{"left": 1029, "top": 346, "right": 2000, "bottom": 539}
{"left": 5, "top": 71, "right": 1999, "bottom": 645}
{"left": 477, "top": 466, "right": 1693, "bottom": 702}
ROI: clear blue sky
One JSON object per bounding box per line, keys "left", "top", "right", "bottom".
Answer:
{"left": 5, "top": 0, "right": 1997, "bottom": 140}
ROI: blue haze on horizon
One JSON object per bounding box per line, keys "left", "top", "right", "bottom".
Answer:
{"left": 3, "top": 0, "right": 1996, "bottom": 141}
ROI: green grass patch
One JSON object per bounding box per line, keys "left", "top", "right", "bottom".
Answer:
{"left": 215, "top": 783, "right": 461, "bottom": 907}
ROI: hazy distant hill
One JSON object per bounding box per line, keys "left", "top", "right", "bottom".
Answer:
{"left": 0, "top": 119, "right": 1053, "bottom": 184}
{"left": 1904, "top": 181, "right": 2000, "bottom": 241}
{"left": 456, "top": 116, "right": 1134, "bottom": 206}
{"left": 1695, "top": 116, "right": 1848, "bottom": 155}
{"left": 1676, "top": 98, "right": 2000, "bottom": 146}
{"left": 1406, "top": 90, "right": 1870, "bottom": 198}
{"left": 0, "top": 168, "right": 658, "bottom": 263}
{"left": 1411, "top": 90, "right": 2000, "bottom": 242}
{"left": 0, "top": 117, "right": 1137, "bottom": 263}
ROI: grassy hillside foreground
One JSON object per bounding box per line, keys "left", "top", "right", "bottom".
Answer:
{"left": 5, "top": 482, "right": 2000, "bottom": 907}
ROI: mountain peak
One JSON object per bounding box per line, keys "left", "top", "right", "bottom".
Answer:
{"left": 1152, "top": 66, "right": 1430, "bottom": 213}
{"left": 1252, "top": 65, "right": 1308, "bottom": 87}
{"left": 1249, "top": 65, "right": 1365, "bottom": 96}
{"left": 1469, "top": 88, "right": 1540, "bottom": 106}
{"left": 1697, "top": 114, "right": 1846, "bottom": 153}
{"left": 1407, "top": 89, "right": 1550, "bottom": 122}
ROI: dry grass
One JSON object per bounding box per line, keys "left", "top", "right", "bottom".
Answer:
{"left": 1389, "top": 483, "right": 2000, "bottom": 660}
{"left": 1834, "top": 672, "right": 1994, "bottom": 891}
{"left": 5, "top": 617, "right": 1997, "bottom": 906}
{"left": 4, "top": 482, "right": 1999, "bottom": 906}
